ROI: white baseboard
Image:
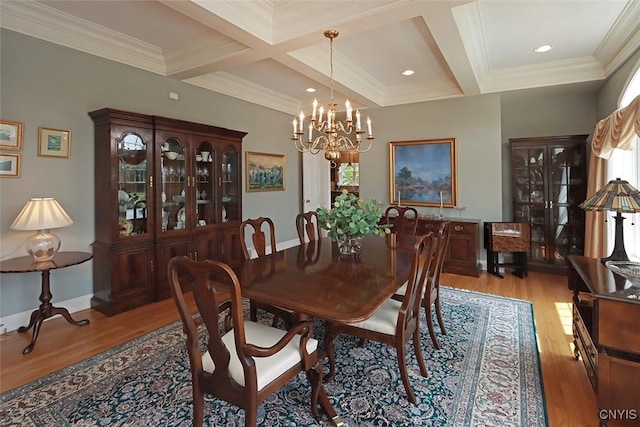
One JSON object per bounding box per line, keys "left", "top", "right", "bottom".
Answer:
{"left": 0, "top": 294, "right": 93, "bottom": 333}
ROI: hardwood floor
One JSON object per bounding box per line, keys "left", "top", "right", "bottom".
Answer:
{"left": 0, "top": 269, "right": 603, "bottom": 426}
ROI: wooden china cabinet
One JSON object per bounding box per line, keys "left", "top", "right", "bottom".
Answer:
{"left": 90, "top": 108, "right": 246, "bottom": 315}
{"left": 510, "top": 135, "right": 588, "bottom": 274}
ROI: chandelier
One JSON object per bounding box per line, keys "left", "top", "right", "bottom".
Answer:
{"left": 291, "top": 30, "right": 374, "bottom": 163}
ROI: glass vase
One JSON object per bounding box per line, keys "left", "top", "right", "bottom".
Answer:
{"left": 337, "top": 235, "right": 362, "bottom": 258}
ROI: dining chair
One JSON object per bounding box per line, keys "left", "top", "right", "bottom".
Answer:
{"left": 240, "top": 217, "right": 297, "bottom": 327}
{"left": 394, "top": 221, "right": 451, "bottom": 349}
{"left": 324, "top": 232, "right": 437, "bottom": 404}
{"left": 296, "top": 211, "right": 321, "bottom": 243}
{"left": 384, "top": 205, "right": 419, "bottom": 235}
{"left": 168, "top": 256, "right": 323, "bottom": 427}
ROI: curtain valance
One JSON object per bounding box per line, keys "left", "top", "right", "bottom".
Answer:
{"left": 591, "top": 94, "right": 640, "bottom": 159}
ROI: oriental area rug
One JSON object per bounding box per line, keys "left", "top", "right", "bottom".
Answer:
{"left": 0, "top": 287, "right": 548, "bottom": 426}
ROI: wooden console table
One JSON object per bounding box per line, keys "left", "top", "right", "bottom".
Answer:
{"left": 567, "top": 256, "right": 640, "bottom": 426}
{"left": 0, "top": 251, "right": 93, "bottom": 354}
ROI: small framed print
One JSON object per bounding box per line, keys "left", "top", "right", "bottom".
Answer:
{"left": 245, "top": 151, "right": 285, "bottom": 192}
{"left": 39, "top": 127, "right": 71, "bottom": 158}
{"left": 0, "top": 120, "right": 24, "bottom": 151}
{"left": 0, "top": 153, "right": 21, "bottom": 178}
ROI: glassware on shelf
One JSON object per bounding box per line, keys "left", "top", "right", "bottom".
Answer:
{"left": 453, "top": 206, "right": 467, "bottom": 218}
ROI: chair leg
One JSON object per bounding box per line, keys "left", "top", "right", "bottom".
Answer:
{"left": 305, "top": 361, "right": 323, "bottom": 420}
{"left": 424, "top": 303, "right": 441, "bottom": 350}
{"left": 413, "top": 326, "right": 429, "bottom": 378}
{"left": 249, "top": 301, "right": 258, "bottom": 322}
{"left": 434, "top": 295, "right": 447, "bottom": 335}
{"left": 395, "top": 339, "right": 417, "bottom": 404}
{"left": 192, "top": 386, "right": 205, "bottom": 427}
{"left": 245, "top": 404, "right": 258, "bottom": 427}
{"left": 324, "top": 326, "right": 338, "bottom": 380}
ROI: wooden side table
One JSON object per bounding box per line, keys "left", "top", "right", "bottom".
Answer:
{"left": 0, "top": 251, "right": 93, "bottom": 354}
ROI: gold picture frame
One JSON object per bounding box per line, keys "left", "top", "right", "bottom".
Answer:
{"left": 0, "top": 119, "right": 24, "bottom": 151}
{"left": 0, "top": 153, "right": 21, "bottom": 178}
{"left": 245, "top": 151, "right": 285, "bottom": 192}
{"left": 389, "top": 138, "right": 457, "bottom": 207}
{"left": 39, "top": 127, "right": 71, "bottom": 158}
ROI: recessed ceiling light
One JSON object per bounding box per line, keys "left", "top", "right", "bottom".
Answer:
{"left": 401, "top": 69, "right": 415, "bottom": 76}
{"left": 305, "top": 87, "right": 316, "bottom": 93}
{"left": 534, "top": 45, "right": 552, "bottom": 53}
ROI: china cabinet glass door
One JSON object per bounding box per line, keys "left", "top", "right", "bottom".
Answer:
{"left": 195, "top": 140, "right": 216, "bottom": 226}
{"left": 513, "top": 147, "right": 546, "bottom": 262}
{"left": 117, "top": 132, "right": 149, "bottom": 238}
{"left": 159, "top": 136, "right": 187, "bottom": 233}
{"left": 511, "top": 135, "right": 587, "bottom": 272}
{"left": 549, "top": 146, "right": 586, "bottom": 264}
{"left": 221, "top": 145, "right": 240, "bottom": 222}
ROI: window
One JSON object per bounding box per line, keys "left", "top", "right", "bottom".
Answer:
{"left": 606, "top": 61, "right": 640, "bottom": 260}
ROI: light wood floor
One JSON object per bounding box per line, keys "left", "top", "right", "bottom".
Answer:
{"left": 0, "top": 269, "right": 603, "bottom": 426}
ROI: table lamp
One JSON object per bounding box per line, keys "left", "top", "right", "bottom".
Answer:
{"left": 10, "top": 198, "right": 74, "bottom": 262}
{"left": 579, "top": 178, "right": 640, "bottom": 263}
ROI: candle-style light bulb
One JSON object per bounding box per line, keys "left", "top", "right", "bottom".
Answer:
{"left": 367, "top": 116, "right": 372, "bottom": 135}
{"left": 356, "top": 110, "right": 361, "bottom": 130}
{"left": 318, "top": 106, "right": 324, "bottom": 124}
{"left": 345, "top": 99, "right": 352, "bottom": 122}
{"left": 299, "top": 111, "right": 304, "bottom": 132}
{"left": 308, "top": 123, "right": 313, "bottom": 141}
{"left": 312, "top": 99, "right": 318, "bottom": 120}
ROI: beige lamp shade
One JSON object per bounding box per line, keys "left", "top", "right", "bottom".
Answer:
{"left": 10, "top": 198, "right": 73, "bottom": 231}
{"left": 10, "top": 198, "right": 73, "bottom": 262}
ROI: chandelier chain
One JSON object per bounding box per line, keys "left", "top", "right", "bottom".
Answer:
{"left": 290, "top": 29, "right": 375, "bottom": 163}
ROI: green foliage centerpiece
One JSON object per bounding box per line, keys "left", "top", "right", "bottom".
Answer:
{"left": 317, "top": 189, "right": 391, "bottom": 257}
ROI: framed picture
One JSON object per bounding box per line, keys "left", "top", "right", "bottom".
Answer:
{"left": 0, "top": 153, "right": 21, "bottom": 178}
{"left": 389, "top": 138, "right": 457, "bottom": 207}
{"left": 39, "top": 127, "right": 71, "bottom": 158}
{"left": 0, "top": 120, "right": 24, "bottom": 150}
{"left": 246, "top": 151, "right": 285, "bottom": 192}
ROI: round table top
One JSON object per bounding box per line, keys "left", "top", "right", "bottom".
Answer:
{"left": 0, "top": 251, "right": 93, "bottom": 273}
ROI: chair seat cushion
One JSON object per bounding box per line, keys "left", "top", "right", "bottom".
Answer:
{"left": 201, "top": 321, "right": 317, "bottom": 390}
{"left": 350, "top": 298, "right": 402, "bottom": 335}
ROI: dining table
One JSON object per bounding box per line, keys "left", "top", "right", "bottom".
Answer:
{"left": 235, "top": 233, "right": 418, "bottom": 426}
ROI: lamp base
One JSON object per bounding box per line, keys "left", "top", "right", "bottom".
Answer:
{"left": 600, "top": 212, "right": 629, "bottom": 264}
{"left": 26, "top": 230, "right": 61, "bottom": 262}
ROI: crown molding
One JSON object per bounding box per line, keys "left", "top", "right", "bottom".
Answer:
{"left": 0, "top": 0, "right": 164, "bottom": 75}
{"left": 186, "top": 72, "right": 301, "bottom": 115}
{"left": 481, "top": 57, "right": 605, "bottom": 94}
{"left": 594, "top": 0, "right": 640, "bottom": 76}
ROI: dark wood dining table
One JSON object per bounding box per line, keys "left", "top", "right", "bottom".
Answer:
{"left": 235, "top": 233, "right": 417, "bottom": 425}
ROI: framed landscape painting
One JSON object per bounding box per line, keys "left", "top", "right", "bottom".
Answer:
{"left": 389, "top": 138, "right": 457, "bottom": 207}
{"left": 39, "top": 127, "right": 71, "bottom": 158}
{"left": 0, "top": 153, "right": 21, "bottom": 178}
{"left": 245, "top": 151, "right": 285, "bottom": 192}
{"left": 0, "top": 120, "right": 23, "bottom": 150}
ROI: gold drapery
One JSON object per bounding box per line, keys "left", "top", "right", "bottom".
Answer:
{"left": 584, "top": 95, "right": 640, "bottom": 257}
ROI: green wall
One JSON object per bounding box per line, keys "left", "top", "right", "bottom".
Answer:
{"left": 0, "top": 28, "right": 624, "bottom": 324}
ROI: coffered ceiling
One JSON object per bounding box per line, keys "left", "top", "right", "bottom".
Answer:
{"left": 2, "top": 0, "right": 639, "bottom": 114}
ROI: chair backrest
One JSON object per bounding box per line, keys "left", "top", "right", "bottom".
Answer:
{"left": 240, "top": 217, "right": 277, "bottom": 259}
{"left": 168, "top": 256, "right": 245, "bottom": 401}
{"left": 398, "top": 232, "right": 437, "bottom": 330}
{"left": 296, "top": 211, "right": 321, "bottom": 243}
{"left": 384, "top": 206, "right": 418, "bottom": 235}
{"left": 431, "top": 221, "right": 451, "bottom": 283}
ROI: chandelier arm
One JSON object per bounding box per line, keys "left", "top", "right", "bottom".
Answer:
{"left": 289, "top": 29, "right": 374, "bottom": 161}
